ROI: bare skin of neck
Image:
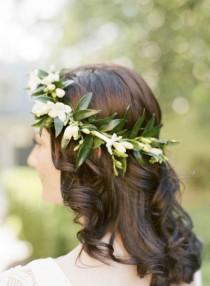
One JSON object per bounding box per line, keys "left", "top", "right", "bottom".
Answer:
{"left": 55, "top": 231, "right": 152, "bottom": 286}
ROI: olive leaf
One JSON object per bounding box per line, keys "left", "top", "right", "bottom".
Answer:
{"left": 34, "top": 95, "right": 54, "bottom": 102}
{"left": 74, "top": 109, "right": 101, "bottom": 121}
{"left": 39, "top": 119, "right": 47, "bottom": 136}
{"left": 93, "top": 137, "right": 104, "bottom": 149}
{"left": 89, "top": 112, "right": 118, "bottom": 126}
{"left": 62, "top": 79, "right": 74, "bottom": 88}
{"left": 32, "top": 115, "right": 48, "bottom": 127}
{"left": 75, "top": 92, "right": 93, "bottom": 112}
{"left": 129, "top": 108, "right": 146, "bottom": 139}
{"left": 44, "top": 117, "right": 53, "bottom": 128}
{"left": 75, "top": 135, "right": 94, "bottom": 169}
{"left": 32, "top": 118, "right": 44, "bottom": 127}
{"left": 142, "top": 126, "right": 160, "bottom": 137}
{"left": 141, "top": 113, "right": 156, "bottom": 136}
{"left": 54, "top": 117, "right": 64, "bottom": 137}
{"left": 32, "top": 86, "right": 45, "bottom": 96}
{"left": 37, "top": 69, "right": 48, "bottom": 78}
{"left": 112, "top": 104, "right": 130, "bottom": 133}
{"left": 116, "top": 129, "right": 129, "bottom": 137}
{"left": 100, "top": 118, "right": 123, "bottom": 132}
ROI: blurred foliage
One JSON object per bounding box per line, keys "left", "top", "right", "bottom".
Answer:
{"left": 0, "top": 167, "right": 80, "bottom": 260}
{"left": 58, "top": 0, "right": 210, "bottom": 126}
{"left": 189, "top": 207, "right": 210, "bottom": 286}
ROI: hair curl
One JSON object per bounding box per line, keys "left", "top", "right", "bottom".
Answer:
{"left": 46, "top": 63, "right": 203, "bottom": 286}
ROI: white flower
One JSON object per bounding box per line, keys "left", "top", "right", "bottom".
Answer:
{"left": 105, "top": 133, "right": 123, "bottom": 155}
{"left": 137, "top": 142, "right": 151, "bottom": 152}
{"left": 55, "top": 88, "right": 65, "bottom": 98}
{"left": 81, "top": 128, "right": 90, "bottom": 134}
{"left": 47, "top": 102, "right": 72, "bottom": 122}
{"left": 32, "top": 100, "right": 51, "bottom": 117}
{"left": 149, "top": 148, "right": 163, "bottom": 156}
{"left": 27, "top": 69, "right": 41, "bottom": 92}
{"left": 41, "top": 72, "right": 60, "bottom": 85}
{"left": 140, "top": 137, "right": 152, "bottom": 144}
{"left": 63, "top": 124, "right": 80, "bottom": 141}
{"left": 44, "top": 83, "right": 56, "bottom": 92}
{"left": 112, "top": 142, "right": 127, "bottom": 154}
{"left": 120, "top": 141, "right": 133, "bottom": 149}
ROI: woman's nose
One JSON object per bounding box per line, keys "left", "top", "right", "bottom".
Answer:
{"left": 27, "top": 149, "right": 36, "bottom": 169}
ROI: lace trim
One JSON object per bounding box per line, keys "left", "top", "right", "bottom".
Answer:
{"left": 0, "top": 265, "right": 38, "bottom": 286}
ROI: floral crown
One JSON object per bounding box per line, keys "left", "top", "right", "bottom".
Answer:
{"left": 27, "top": 67, "right": 179, "bottom": 176}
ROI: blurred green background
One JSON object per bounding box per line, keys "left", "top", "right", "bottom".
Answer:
{"left": 0, "top": 0, "right": 209, "bottom": 284}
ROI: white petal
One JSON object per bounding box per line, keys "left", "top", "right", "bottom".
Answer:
{"left": 113, "top": 142, "right": 126, "bottom": 153}
{"left": 55, "top": 88, "right": 65, "bottom": 98}
{"left": 32, "top": 101, "right": 50, "bottom": 117}
{"left": 121, "top": 141, "right": 133, "bottom": 149}
{"left": 149, "top": 148, "right": 163, "bottom": 156}
{"left": 63, "top": 126, "right": 73, "bottom": 140}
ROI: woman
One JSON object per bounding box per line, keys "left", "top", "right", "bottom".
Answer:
{"left": 0, "top": 63, "right": 203, "bottom": 286}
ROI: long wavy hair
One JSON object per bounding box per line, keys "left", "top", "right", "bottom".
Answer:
{"left": 46, "top": 63, "right": 203, "bottom": 286}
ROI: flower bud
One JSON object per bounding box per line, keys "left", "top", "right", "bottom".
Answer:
{"left": 81, "top": 128, "right": 90, "bottom": 134}
{"left": 55, "top": 88, "right": 65, "bottom": 98}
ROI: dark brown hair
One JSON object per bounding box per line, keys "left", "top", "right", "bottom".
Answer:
{"left": 47, "top": 63, "right": 203, "bottom": 286}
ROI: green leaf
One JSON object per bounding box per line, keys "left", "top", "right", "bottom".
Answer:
{"left": 75, "top": 92, "right": 93, "bottom": 112}
{"left": 62, "top": 79, "right": 74, "bottom": 88}
{"left": 75, "top": 135, "right": 94, "bottom": 168}
{"left": 74, "top": 109, "right": 101, "bottom": 121}
{"left": 121, "top": 157, "right": 127, "bottom": 177}
{"left": 142, "top": 126, "right": 160, "bottom": 137}
{"left": 39, "top": 117, "right": 49, "bottom": 137}
{"left": 81, "top": 123, "right": 97, "bottom": 131}
{"left": 44, "top": 117, "right": 53, "bottom": 127}
{"left": 31, "top": 115, "right": 48, "bottom": 127}
{"left": 93, "top": 137, "right": 104, "bottom": 149}
{"left": 32, "top": 121, "right": 42, "bottom": 127}
{"left": 112, "top": 118, "right": 127, "bottom": 132}
{"left": 112, "top": 104, "right": 130, "bottom": 133}
{"left": 129, "top": 108, "right": 146, "bottom": 139}
{"left": 133, "top": 150, "right": 145, "bottom": 165}
{"left": 32, "top": 118, "right": 43, "bottom": 127}
{"left": 34, "top": 95, "right": 54, "bottom": 102}
{"left": 142, "top": 113, "right": 156, "bottom": 136}
{"left": 37, "top": 69, "right": 48, "bottom": 78}
{"left": 32, "top": 86, "right": 45, "bottom": 95}
{"left": 100, "top": 118, "right": 123, "bottom": 132}
{"left": 88, "top": 112, "right": 118, "bottom": 126}
{"left": 54, "top": 117, "right": 64, "bottom": 137}
{"left": 117, "top": 129, "right": 129, "bottom": 137}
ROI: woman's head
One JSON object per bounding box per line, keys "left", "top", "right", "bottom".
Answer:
{"left": 27, "top": 63, "right": 202, "bottom": 286}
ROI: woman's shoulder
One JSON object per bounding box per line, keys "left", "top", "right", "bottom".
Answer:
{"left": 0, "top": 260, "right": 40, "bottom": 286}
{"left": 0, "top": 257, "right": 72, "bottom": 286}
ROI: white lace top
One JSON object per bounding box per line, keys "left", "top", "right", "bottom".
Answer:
{"left": 0, "top": 257, "right": 72, "bottom": 286}
{"left": 0, "top": 257, "right": 203, "bottom": 286}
